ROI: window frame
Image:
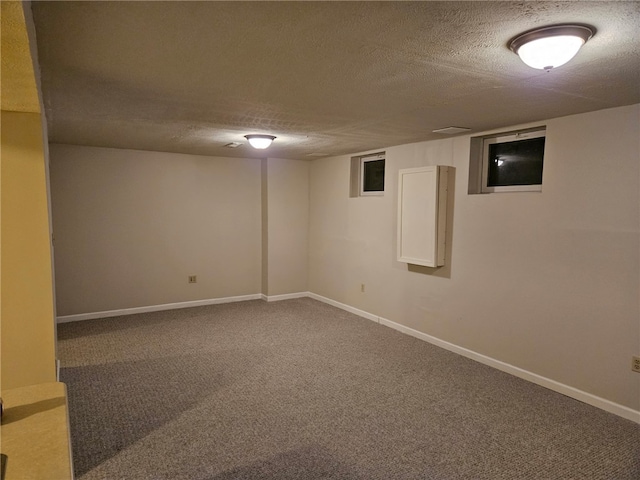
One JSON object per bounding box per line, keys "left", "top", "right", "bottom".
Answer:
{"left": 359, "top": 153, "right": 386, "bottom": 196}
{"left": 480, "top": 128, "right": 546, "bottom": 193}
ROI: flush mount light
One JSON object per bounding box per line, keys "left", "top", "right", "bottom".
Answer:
{"left": 509, "top": 24, "right": 595, "bottom": 70}
{"left": 244, "top": 134, "right": 276, "bottom": 149}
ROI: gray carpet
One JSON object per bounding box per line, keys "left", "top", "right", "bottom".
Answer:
{"left": 58, "top": 298, "right": 640, "bottom": 479}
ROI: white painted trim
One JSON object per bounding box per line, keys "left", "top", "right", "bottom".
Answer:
{"left": 55, "top": 290, "right": 640, "bottom": 423}
{"left": 377, "top": 316, "right": 640, "bottom": 424}
{"left": 56, "top": 294, "right": 263, "bottom": 323}
{"left": 263, "top": 292, "right": 309, "bottom": 302}
{"left": 308, "top": 292, "right": 640, "bottom": 424}
{"left": 306, "top": 293, "right": 380, "bottom": 324}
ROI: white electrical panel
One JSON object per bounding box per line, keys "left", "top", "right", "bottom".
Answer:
{"left": 397, "top": 166, "right": 449, "bottom": 267}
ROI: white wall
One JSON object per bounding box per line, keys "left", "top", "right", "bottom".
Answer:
{"left": 309, "top": 104, "right": 640, "bottom": 411}
{"left": 49, "top": 145, "right": 262, "bottom": 315}
{"left": 49, "top": 105, "right": 639, "bottom": 414}
{"left": 263, "top": 158, "right": 309, "bottom": 296}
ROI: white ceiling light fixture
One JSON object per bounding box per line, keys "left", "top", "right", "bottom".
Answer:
{"left": 245, "top": 134, "right": 276, "bottom": 149}
{"left": 509, "top": 24, "right": 595, "bottom": 71}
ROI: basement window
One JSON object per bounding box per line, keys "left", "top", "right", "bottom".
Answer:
{"left": 350, "top": 153, "right": 385, "bottom": 197}
{"left": 469, "top": 127, "right": 546, "bottom": 194}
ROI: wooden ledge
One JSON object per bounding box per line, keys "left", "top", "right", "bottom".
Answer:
{"left": 1, "top": 382, "right": 74, "bottom": 479}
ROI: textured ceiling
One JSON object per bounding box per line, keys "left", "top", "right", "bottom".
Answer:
{"left": 31, "top": 1, "right": 640, "bottom": 160}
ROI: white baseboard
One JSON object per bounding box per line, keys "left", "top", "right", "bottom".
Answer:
{"left": 262, "top": 292, "right": 309, "bottom": 302}
{"left": 55, "top": 290, "right": 640, "bottom": 423}
{"left": 56, "top": 294, "right": 263, "bottom": 323}
{"left": 309, "top": 292, "right": 640, "bottom": 424}
{"left": 307, "top": 292, "right": 379, "bottom": 323}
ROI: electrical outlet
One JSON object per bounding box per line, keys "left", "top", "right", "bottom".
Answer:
{"left": 188, "top": 275, "right": 197, "bottom": 284}
{"left": 632, "top": 356, "right": 640, "bottom": 373}
{"left": 361, "top": 283, "right": 365, "bottom": 293}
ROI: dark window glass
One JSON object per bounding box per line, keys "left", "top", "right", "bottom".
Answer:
{"left": 487, "top": 137, "right": 545, "bottom": 187}
{"left": 363, "top": 159, "right": 385, "bottom": 192}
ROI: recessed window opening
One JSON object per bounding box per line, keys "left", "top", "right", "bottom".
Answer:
{"left": 360, "top": 153, "right": 385, "bottom": 196}
{"left": 469, "top": 127, "right": 546, "bottom": 194}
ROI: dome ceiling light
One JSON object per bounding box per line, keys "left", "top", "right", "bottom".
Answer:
{"left": 509, "top": 24, "right": 595, "bottom": 71}
{"left": 245, "top": 134, "right": 276, "bottom": 149}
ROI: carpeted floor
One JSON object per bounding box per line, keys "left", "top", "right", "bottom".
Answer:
{"left": 58, "top": 297, "right": 639, "bottom": 479}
